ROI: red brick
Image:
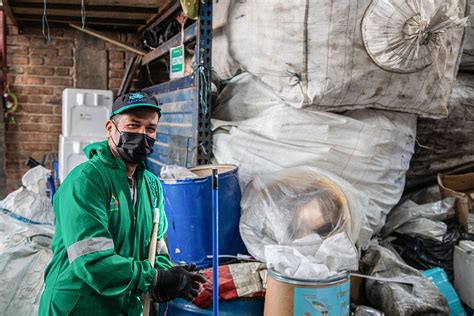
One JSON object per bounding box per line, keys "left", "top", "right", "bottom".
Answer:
{"left": 27, "top": 95, "right": 45, "bottom": 104}
{"left": 110, "top": 61, "right": 125, "bottom": 70}
{"left": 7, "top": 35, "right": 28, "bottom": 45}
{"left": 30, "top": 47, "right": 58, "bottom": 57}
{"left": 8, "top": 65, "right": 25, "bottom": 74}
{"left": 44, "top": 57, "right": 73, "bottom": 67}
{"left": 21, "top": 123, "right": 51, "bottom": 133}
{"left": 45, "top": 77, "right": 73, "bottom": 86}
{"left": 55, "top": 67, "right": 70, "bottom": 76}
{"left": 21, "top": 104, "right": 54, "bottom": 114}
{"left": 50, "top": 124, "right": 62, "bottom": 133}
{"left": 43, "top": 115, "right": 61, "bottom": 124}
{"left": 109, "top": 70, "right": 125, "bottom": 79}
{"left": 23, "top": 143, "right": 52, "bottom": 152}
{"left": 26, "top": 66, "right": 54, "bottom": 76}
{"left": 58, "top": 47, "right": 73, "bottom": 57}
{"left": 8, "top": 25, "right": 20, "bottom": 35}
{"left": 43, "top": 95, "right": 62, "bottom": 104}
{"left": 30, "top": 56, "right": 44, "bottom": 65}
{"left": 9, "top": 46, "right": 28, "bottom": 55}
{"left": 11, "top": 76, "right": 28, "bottom": 84}
{"left": 109, "top": 79, "right": 122, "bottom": 89}
{"left": 26, "top": 77, "right": 45, "bottom": 85}
{"left": 11, "top": 55, "right": 29, "bottom": 65}
{"left": 29, "top": 37, "right": 49, "bottom": 47}
{"left": 20, "top": 132, "right": 57, "bottom": 143}
{"left": 53, "top": 104, "right": 62, "bottom": 114}
{"left": 19, "top": 85, "right": 54, "bottom": 95}
{"left": 109, "top": 51, "right": 125, "bottom": 61}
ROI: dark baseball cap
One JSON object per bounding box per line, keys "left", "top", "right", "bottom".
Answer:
{"left": 110, "top": 91, "right": 161, "bottom": 118}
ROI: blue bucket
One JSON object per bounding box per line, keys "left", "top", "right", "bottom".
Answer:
{"left": 159, "top": 298, "right": 265, "bottom": 316}
{"left": 160, "top": 164, "right": 247, "bottom": 268}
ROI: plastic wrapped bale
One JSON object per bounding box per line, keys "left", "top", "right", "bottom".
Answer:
{"left": 212, "top": 0, "right": 468, "bottom": 117}
{"left": 0, "top": 211, "right": 54, "bottom": 316}
{"left": 0, "top": 165, "right": 54, "bottom": 225}
{"left": 360, "top": 244, "right": 449, "bottom": 315}
{"left": 239, "top": 166, "right": 367, "bottom": 278}
{"left": 382, "top": 197, "right": 456, "bottom": 241}
{"left": 214, "top": 106, "right": 416, "bottom": 243}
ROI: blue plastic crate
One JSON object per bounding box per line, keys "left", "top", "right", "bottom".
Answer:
{"left": 422, "top": 268, "right": 466, "bottom": 316}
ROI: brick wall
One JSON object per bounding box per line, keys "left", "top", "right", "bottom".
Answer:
{"left": 4, "top": 23, "right": 138, "bottom": 193}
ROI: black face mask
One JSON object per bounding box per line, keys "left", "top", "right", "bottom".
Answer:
{"left": 112, "top": 123, "right": 156, "bottom": 164}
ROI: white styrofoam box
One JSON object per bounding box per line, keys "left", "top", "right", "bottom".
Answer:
{"left": 59, "top": 135, "right": 104, "bottom": 182}
{"left": 454, "top": 240, "right": 474, "bottom": 308}
{"left": 62, "top": 88, "right": 113, "bottom": 137}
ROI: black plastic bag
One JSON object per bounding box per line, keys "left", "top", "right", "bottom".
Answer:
{"left": 390, "top": 227, "right": 461, "bottom": 282}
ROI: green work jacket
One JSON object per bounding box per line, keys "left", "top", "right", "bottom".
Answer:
{"left": 39, "top": 141, "right": 173, "bottom": 315}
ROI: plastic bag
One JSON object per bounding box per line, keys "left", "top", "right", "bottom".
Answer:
{"left": 160, "top": 165, "right": 198, "bottom": 180}
{"left": 0, "top": 166, "right": 54, "bottom": 225}
{"left": 212, "top": 0, "right": 468, "bottom": 117}
{"left": 360, "top": 243, "right": 449, "bottom": 315}
{"left": 240, "top": 166, "right": 365, "bottom": 278}
{"left": 390, "top": 225, "right": 462, "bottom": 282}
{"left": 0, "top": 212, "right": 54, "bottom": 316}
{"left": 214, "top": 106, "right": 416, "bottom": 243}
{"left": 382, "top": 197, "right": 455, "bottom": 240}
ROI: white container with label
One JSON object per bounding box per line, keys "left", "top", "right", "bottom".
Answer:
{"left": 58, "top": 135, "right": 104, "bottom": 182}
{"left": 454, "top": 240, "right": 474, "bottom": 309}
{"left": 62, "top": 89, "right": 113, "bottom": 137}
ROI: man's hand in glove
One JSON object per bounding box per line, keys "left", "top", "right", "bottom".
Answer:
{"left": 152, "top": 263, "right": 206, "bottom": 302}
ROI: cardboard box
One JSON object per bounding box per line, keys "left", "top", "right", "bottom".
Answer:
{"left": 438, "top": 172, "right": 474, "bottom": 233}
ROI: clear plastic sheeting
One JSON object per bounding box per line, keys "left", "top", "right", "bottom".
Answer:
{"left": 0, "top": 166, "right": 54, "bottom": 225}
{"left": 361, "top": 243, "right": 449, "bottom": 315}
{"left": 382, "top": 197, "right": 456, "bottom": 241}
{"left": 211, "top": 0, "right": 468, "bottom": 117}
{"left": 0, "top": 212, "right": 54, "bottom": 316}
{"left": 362, "top": 0, "right": 469, "bottom": 73}
{"left": 160, "top": 165, "right": 198, "bottom": 180}
{"left": 240, "top": 167, "right": 364, "bottom": 278}
{"left": 214, "top": 106, "right": 416, "bottom": 243}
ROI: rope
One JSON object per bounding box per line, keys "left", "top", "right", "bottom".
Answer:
{"left": 81, "top": 0, "right": 86, "bottom": 29}
{"left": 42, "top": 0, "right": 50, "bottom": 44}
{"left": 193, "top": 62, "right": 212, "bottom": 115}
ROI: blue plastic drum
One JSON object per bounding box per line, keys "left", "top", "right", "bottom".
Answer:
{"left": 160, "top": 164, "right": 247, "bottom": 268}
{"left": 158, "top": 298, "right": 265, "bottom": 316}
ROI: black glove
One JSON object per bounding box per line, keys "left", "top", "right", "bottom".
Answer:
{"left": 152, "top": 263, "right": 206, "bottom": 302}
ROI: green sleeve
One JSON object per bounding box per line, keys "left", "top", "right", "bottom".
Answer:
{"left": 155, "top": 179, "right": 174, "bottom": 270}
{"left": 58, "top": 167, "right": 156, "bottom": 296}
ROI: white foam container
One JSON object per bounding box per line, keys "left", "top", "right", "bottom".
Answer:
{"left": 454, "top": 240, "right": 474, "bottom": 309}
{"left": 58, "top": 135, "right": 104, "bottom": 182}
{"left": 62, "top": 88, "right": 113, "bottom": 137}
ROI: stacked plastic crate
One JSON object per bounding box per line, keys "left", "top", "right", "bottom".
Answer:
{"left": 59, "top": 89, "right": 113, "bottom": 183}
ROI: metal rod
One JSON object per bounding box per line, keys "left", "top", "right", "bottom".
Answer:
{"left": 212, "top": 168, "right": 219, "bottom": 316}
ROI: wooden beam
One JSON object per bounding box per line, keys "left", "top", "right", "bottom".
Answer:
{"left": 9, "top": 0, "right": 161, "bottom": 7}
{"left": 142, "top": 23, "right": 196, "bottom": 65}
{"left": 11, "top": 7, "right": 151, "bottom": 20}
{"left": 1, "top": 0, "right": 18, "bottom": 27}
{"left": 69, "top": 24, "right": 146, "bottom": 55}
{"left": 16, "top": 15, "right": 143, "bottom": 27}
{"left": 138, "top": 0, "right": 180, "bottom": 34}
{"left": 18, "top": 20, "right": 138, "bottom": 32}
{"left": 10, "top": 2, "right": 157, "bottom": 13}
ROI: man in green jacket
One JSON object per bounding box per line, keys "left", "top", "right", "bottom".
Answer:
{"left": 39, "top": 92, "right": 205, "bottom": 315}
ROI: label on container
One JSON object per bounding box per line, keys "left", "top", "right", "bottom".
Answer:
{"left": 294, "top": 281, "right": 350, "bottom": 316}
{"left": 170, "top": 45, "right": 185, "bottom": 79}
